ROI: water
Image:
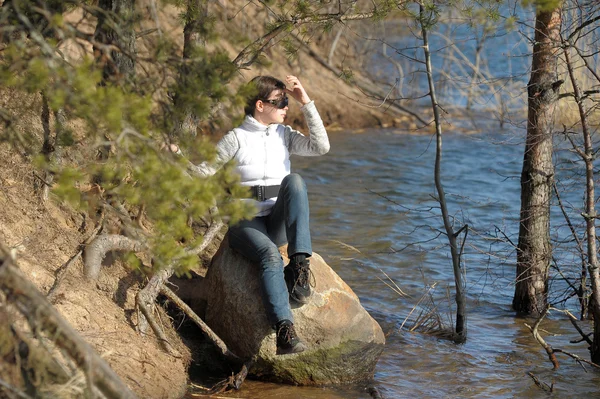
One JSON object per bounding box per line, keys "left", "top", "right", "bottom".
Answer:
{"left": 191, "top": 3, "right": 600, "bottom": 395}
{"left": 210, "top": 121, "right": 600, "bottom": 398}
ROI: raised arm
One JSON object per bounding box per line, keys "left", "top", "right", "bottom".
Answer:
{"left": 283, "top": 75, "right": 330, "bottom": 156}
{"left": 285, "top": 101, "right": 330, "bottom": 156}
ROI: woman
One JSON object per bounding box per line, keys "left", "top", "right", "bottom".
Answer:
{"left": 172, "top": 75, "right": 329, "bottom": 354}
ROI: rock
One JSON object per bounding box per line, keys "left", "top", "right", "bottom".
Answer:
{"left": 203, "top": 238, "right": 385, "bottom": 385}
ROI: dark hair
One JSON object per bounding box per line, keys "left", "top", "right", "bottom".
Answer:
{"left": 244, "top": 76, "right": 286, "bottom": 116}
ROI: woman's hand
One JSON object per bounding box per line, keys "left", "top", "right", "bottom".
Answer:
{"left": 285, "top": 75, "right": 311, "bottom": 105}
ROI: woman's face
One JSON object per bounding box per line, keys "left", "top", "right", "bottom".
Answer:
{"left": 254, "top": 89, "right": 289, "bottom": 125}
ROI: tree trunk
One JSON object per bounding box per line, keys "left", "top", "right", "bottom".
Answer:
{"left": 94, "top": 0, "right": 136, "bottom": 85}
{"left": 0, "top": 0, "right": 65, "bottom": 42}
{"left": 513, "top": 5, "right": 562, "bottom": 315}
{"left": 420, "top": 4, "right": 467, "bottom": 342}
{"left": 171, "top": 0, "right": 209, "bottom": 138}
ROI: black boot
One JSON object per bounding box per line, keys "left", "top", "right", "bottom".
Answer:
{"left": 275, "top": 319, "right": 307, "bottom": 355}
{"left": 284, "top": 254, "right": 312, "bottom": 304}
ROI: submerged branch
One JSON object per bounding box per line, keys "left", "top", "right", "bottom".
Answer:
{"left": 525, "top": 306, "right": 559, "bottom": 370}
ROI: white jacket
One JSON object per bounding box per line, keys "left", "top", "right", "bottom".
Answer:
{"left": 190, "top": 101, "right": 329, "bottom": 216}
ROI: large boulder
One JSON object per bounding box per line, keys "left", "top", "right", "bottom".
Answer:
{"left": 203, "top": 238, "right": 385, "bottom": 385}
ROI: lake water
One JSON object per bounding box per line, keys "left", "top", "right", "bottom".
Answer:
{"left": 199, "top": 118, "right": 600, "bottom": 398}
{"left": 187, "top": 3, "right": 600, "bottom": 396}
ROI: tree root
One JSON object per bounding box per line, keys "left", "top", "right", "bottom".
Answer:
{"left": 47, "top": 213, "right": 104, "bottom": 302}
{"left": 136, "top": 267, "right": 176, "bottom": 340}
{"left": 83, "top": 234, "right": 146, "bottom": 280}
{"left": 82, "top": 209, "right": 233, "bottom": 380}
{"left": 135, "top": 282, "right": 182, "bottom": 358}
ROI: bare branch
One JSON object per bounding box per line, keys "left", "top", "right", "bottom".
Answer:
{"left": 553, "top": 308, "right": 593, "bottom": 346}
{"left": 566, "top": 14, "right": 600, "bottom": 43}
{"left": 233, "top": 22, "right": 290, "bottom": 68}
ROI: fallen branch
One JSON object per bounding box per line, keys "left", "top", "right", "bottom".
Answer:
{"left": 525, "top": 306, "right": 600, "bottom": 371}
{"left": 553, "top": 308, "right": 593, "bottom": 346}
{"left": 160, "top": 285, "right": 239, "bottom": 362}
{"left": 553, "top": 347, "right": 600, "bottom": 371}
{"left": 0, "top": 246, "right": 138, "bottom": 399}
{"left": 524, "top": 306, "right": 559, "bottom": 369}
{"left": 527, "top": 372, "right": 553, "bottom": 393}
{"left": 188, "top": 360, "right": 253, "bottom": 396}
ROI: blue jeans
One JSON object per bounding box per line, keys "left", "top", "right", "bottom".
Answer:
{"left": 228, "top": 173, "right": 312, "bottom": 326}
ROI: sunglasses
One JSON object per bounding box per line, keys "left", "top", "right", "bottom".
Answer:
{"left": 262, "top": 95, "right": 289, "bottom": 109}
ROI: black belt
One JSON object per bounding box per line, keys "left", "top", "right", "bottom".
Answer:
{"left": 251, "top": 185, "right": 280, "bottom": 201}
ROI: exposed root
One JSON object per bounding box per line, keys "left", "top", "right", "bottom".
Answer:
{"left": 135, "top": 287, "right": 181, "bottom": 358}
{"left": 83, "top": 234, "right": 146, "bottom": 280}
{"left": 136, "top": 267, "right": 175, "bottom": 335}
{"left": 47, "top": 214, "right": 104, "bottom": 302}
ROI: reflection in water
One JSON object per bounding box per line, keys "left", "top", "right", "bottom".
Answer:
{"left": 197, "top": 126, "right": 600, "bottom": 398}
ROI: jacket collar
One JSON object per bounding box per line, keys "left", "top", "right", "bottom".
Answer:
{"left": 240, "top": 115, "right": 271, "bottom": 132}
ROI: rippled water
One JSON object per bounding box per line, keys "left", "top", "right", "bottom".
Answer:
{"left": 197, "top": 120, "right": 600, "bottom": 398}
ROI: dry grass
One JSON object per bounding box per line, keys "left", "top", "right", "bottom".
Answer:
{"left": 399, "top": 283, "right": 458, "bottom": 340}
{"left": 331, "top": 239, "right": 459, "bottom": 340}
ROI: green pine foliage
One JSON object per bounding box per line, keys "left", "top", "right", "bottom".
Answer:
{"left": 0, "top": 0, "right": 525, "bottom": 278}
{"left": 523, "top": 0, "right": 562, "bottom": 13}
{"left": 0, "top": 1, "right": 254, "bottom": 276}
